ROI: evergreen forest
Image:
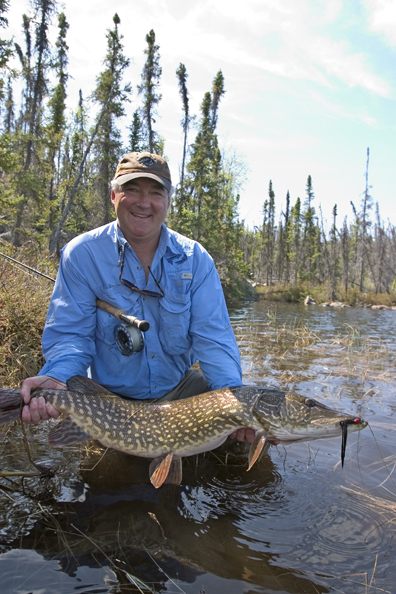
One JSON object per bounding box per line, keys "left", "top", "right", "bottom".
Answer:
{"left": 0, "top": 2, "right": 395, "bottom": 304}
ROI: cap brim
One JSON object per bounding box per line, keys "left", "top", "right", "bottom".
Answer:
{"left": 114, "top": 172, "right": 171, "bottom": 192}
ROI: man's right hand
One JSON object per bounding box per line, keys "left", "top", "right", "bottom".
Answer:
{"left": 20, "top": 376, "right": 66, "bottom": 424}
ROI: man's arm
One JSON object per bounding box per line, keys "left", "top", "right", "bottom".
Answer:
{"left": 39, "top": 244, "right": 98, "bottom": 383}
{"left": 189, "top": 259, "right": 242, "bottom": 389}
{"left": 21, "top": 242, "right": 98, "bottom": 422}
{"left": 187, "top": 250, "right": 255, "bottom": 443}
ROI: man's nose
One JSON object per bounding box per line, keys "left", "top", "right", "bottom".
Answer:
{"left": 136, "top": 190, "right": 151, "bottom": 206}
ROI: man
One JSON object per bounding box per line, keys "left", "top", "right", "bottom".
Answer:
{"left": 21, "top": 152, "right": 253, "bottom": 443}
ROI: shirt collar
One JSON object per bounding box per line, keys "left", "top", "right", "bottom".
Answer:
{"left": 113, "top": 222, "right": 187, "bottom": 265}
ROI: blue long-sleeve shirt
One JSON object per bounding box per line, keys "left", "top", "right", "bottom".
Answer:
{"left": 40, "top": 221, "right": 242, "bottom": 399}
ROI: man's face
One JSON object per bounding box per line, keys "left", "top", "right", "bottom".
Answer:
{"left": 111, "top": 177, "right": 170, "bottom": 245}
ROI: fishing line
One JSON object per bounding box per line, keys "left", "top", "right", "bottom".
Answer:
{"left": 367, "top": 422, "right": 396, "bottom": 491}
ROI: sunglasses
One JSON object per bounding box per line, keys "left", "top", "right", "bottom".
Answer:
{"left": 118, "top": 243, "right": 164, "bottom": 298}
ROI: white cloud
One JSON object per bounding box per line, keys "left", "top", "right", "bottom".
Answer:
{"left": 364, "top": 0, "right": 396, "bottom": 45}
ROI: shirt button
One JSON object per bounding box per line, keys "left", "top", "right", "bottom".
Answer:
{"left": 150, "top": 354, "right": 154, "bottom": 359}
{"left": 137, "top": 265, "right": 141, "bottom": 270}
{"left": 152, "top": 385, "right": 156, "bottom": 390}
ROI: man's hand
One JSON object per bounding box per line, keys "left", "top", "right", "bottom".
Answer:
{"left": 20, "top": 376, "right": 66, "bottom": 424}
{"left": 230, "top": 428, "right": 256, "bottom": 443}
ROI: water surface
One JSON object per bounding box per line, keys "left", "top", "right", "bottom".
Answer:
{"left": 1, "top": 301, "right": 395, "bottom": 593}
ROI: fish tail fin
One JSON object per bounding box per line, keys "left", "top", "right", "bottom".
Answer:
{"left": 0, "top": 389, "right": 22, "bottom": 424}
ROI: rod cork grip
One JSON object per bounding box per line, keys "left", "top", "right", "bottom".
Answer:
{"left": 96, "top": 299, "right": 150, "bottom": 332}
{"left": 96, "top": 298, "right": 125, "bottom": 320}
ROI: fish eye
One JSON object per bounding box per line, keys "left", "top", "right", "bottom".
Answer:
{"left": 305, "top": 399, "right": 317, "bottom": 407}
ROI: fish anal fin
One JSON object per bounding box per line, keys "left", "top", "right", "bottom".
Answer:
{"left": 48, "top": 418, "right": 92, "bottom": 447}
{"left": 66, "top": 375, "right": 115, "bottom": 395}
{"left": 248, "top": 431, "right": 269, "bottom": 471}
{"left": 149, "top": 453, "right": 174, "bottom": 488}
{"left": 164, "top": 457, "right": 182, "bottom": 485}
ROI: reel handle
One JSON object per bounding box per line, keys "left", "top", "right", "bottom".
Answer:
{"left": 96, "top": 299, "right": 150, "bottom": 332}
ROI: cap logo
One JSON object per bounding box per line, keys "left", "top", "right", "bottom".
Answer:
{"left": 138, "top": 156, "right": 155, "bottom": 167}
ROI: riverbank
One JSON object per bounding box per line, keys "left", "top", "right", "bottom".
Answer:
{"left": 253, "top": 282, "right": 396, "bottom": 308}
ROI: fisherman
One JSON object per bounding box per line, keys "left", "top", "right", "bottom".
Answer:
{"left": 21, "top": 151, "right": 254, "bottom": 443}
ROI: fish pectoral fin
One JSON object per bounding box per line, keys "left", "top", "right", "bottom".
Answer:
{"left": 48, "top": 418, "right": 92, "bottom": 447}
{"left": 164, "top": 457, "right": 182, "bottom": 486}
{"left": 66, "top": 375, "right": 115, "bottom": 396}
{"left": 149, "top": 453, "right": 174, "bottom": 488}
{"left": 247, "top": 431, "right": 270, "bottom": 471}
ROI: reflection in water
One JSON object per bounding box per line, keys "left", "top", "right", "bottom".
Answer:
{"left": 6, "top": 448, "right": 331, "bottom": 594}
{"left": 1, "top": 301, "right": 396, "bottom": 593}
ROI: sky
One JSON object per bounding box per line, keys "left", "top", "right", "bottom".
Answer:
{"left": 7, "top": 0, "right": 396, "bottom": 231}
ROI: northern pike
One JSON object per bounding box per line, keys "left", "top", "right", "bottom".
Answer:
{"left": 0, "top": 376, "right": 367, "bottom": 488}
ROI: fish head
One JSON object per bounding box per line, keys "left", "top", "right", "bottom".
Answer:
{"left": 254, "top": 391, "right": 367, "bottom": 444}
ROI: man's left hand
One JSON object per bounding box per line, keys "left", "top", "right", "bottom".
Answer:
{"left": 230, "top": 428, "right": 255, "bottom": 443}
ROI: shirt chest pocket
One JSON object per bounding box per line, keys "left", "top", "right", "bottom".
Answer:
{"left": 95, "top": 285, "right": 141, "bottom": 347}
{"left": 96, "top": 309, "right": 118, "bottom": 347}
{"left": 158, "top": 292, "right": 192, "bottom": 355}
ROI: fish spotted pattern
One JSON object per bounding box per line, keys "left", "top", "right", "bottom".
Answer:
{"left": 0, "top": 376, "right": 367, "bottom": 488}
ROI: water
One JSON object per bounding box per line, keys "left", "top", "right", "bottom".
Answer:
{"left": 1, "top": 301, "right": 396, "bottom": 594}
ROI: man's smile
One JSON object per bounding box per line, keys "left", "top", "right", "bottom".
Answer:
{"left": 132, "top": 212, "right": 151, "bottom": 218}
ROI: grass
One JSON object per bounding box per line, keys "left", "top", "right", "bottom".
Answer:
{"left": 0, "top": 242, "right": 56, "bottom": 387}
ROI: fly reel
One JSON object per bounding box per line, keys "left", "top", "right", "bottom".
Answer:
{"left": 114, "top": 323, "right": 145, "bottom": 356}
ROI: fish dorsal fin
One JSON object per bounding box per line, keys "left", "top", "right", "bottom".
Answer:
{"left": 164, "top": 457, "right": 182, "bottom": 486}
{"left": 247, "top": 430, "right": 269, "bottom": 471}
{"left": 66, "top": 375, "right": 115, "bottom": 395}
{"left": 149, "top": 453, "right": 174, "bottom": 488}
{"left": 48, "top": 418, "right": 92, "bottom": 447}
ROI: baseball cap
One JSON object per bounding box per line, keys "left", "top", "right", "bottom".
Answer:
{"left": 113, "top": 152, "right": 172, "bottom": 192}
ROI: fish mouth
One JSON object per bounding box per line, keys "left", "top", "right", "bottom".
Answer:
{"left": 310, "top": 416, "right": 366, "bottom": 428}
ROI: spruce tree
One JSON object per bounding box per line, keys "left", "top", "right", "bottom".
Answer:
{"left": 24, "top": 0, "right": 56, "bottom": 171}
{"left": 0, "top": 0, "right": 12, "bottom": 108}
{"left": 91, "top": 13, "right": 131, "bottom": 225}
{"left": 340, "top": 216, "right": 350, "bottom": 293}
{"left": 301, "top": 174, "right": 318, "bottom": 281}
{"left": 329, "top": 204, "right": 339, "bottom": 299}
{"left": 13, "top": 0, "right": 56, "bottom": 245}
{"left": 261, "top": 180, "right": 275, "bottom": 285}
{"left": 283, "top": 190, "right": 291, "bottom": 283}
{"left": 289, "top": 196, "right": 302, "bottom": 283}
{"left": 2, "top": 74, "right": 13, "bottom": 132}
{"left": 138, "top": 29, "right": 162, "bottom": 153}
{"left": 358, "top": 148, "right": 373, "bottom": 291}
{"left": 128, "top": 109, "right": 145, "bottom": 152}
{"left": 171, "top": 71, "right": 246, "bottom": 298}
{"left": 176, "top": 62, "right": 189, "bottom": 211}
{"left": 46, "top": 12, "right": 69, "bottom": 231}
